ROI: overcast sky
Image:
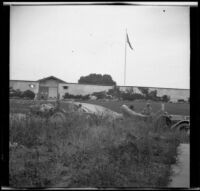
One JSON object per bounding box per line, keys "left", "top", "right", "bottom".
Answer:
{"left": 10, "top": 5, "right": 190, "bottom": 89}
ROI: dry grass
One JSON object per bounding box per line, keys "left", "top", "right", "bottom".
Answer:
{"left": 9, "top": 98, "right": 190, "bottom": 115}
{"left": 79, "top": 100, "right": 190, "bottom": 116}
{"left": 9, "top": 100, "right": 189, "bottom": 188}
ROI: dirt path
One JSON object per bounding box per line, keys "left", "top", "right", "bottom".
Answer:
{"left": 168, "top": 143, "right": 190, "bottom": 188}
{"left": 75, "top": 102, "right": 123, "bottom": 119}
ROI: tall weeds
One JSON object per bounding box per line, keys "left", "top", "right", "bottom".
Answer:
{"left": 9, "top": 109, "right": 188, "bottom": 188}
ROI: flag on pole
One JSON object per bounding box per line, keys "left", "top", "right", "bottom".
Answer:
{"left": 126, "top": 33, "right": 133, "bottom": 50}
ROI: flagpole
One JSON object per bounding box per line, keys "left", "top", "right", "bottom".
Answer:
{"left": 124, "top": 28, "right": 127, "bottom": 86}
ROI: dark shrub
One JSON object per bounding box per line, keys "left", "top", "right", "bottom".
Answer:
{"left": 10, "top": 88, "right": 23, "bottom": 98}
{"left": 92, "top": 91, "right": 107, "bottom": 99}
{"left": 10, "top": 88, "right": 35, "bottom": 99}
{"left": 107, "top": 86, "right": 122, "bottom": 99}
{"left": 22, "top": 90, "right": 35, "bottom": 99}
{"left": 63, "top": 93, "right": 89, "bottom": 100}
{"left": 162, "top": 95, "right": 171, "bottom": 102}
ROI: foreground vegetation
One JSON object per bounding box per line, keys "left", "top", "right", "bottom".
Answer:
{"left": 81, "top": 100, "right": 189, "bottom": 116}
{"left": 10, "top": 99, "right": 189, "bottom": 116}
{"left": 9, "top": 100, "right": 189, "bottom": 188}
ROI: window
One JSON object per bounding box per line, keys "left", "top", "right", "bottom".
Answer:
{"left": 29, "top": 84, "right": 35, "bottom": 88}
{"left": 63, "top": 86, "right": 68, "bottom": 89}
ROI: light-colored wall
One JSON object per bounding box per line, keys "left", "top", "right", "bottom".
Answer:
{"left": 150, "top": 87, "right": 189, "bottom": 102}
{"left": 10, "top": 80, "right": 189, "bottom": 102}
{"left": 39, "top": 79, "right": 58, "bottom": 87}
{"left": 10, "top": 81, "right": 39, "bottom": 94}
{"left": 58, "top": 83, "right": 114, "bottom": 99}
{"left": 119, "top": 86, "right": 189, "bottom": 102}
{"left": 119, "top": 87, "right": 141, "bottom": 94}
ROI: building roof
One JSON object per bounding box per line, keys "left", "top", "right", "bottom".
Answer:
{"left": 10, "top": 76, "right": 189, "bottom": 91}
{"left": 10, "top": 80, "right": 37, "bottom": 83}
{"left": 37, "top": 76, "right": 67, "bottom": 83}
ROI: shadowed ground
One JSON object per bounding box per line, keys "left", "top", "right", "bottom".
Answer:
{"left": 168, "top": 143, "right": 190, "bottom": 188}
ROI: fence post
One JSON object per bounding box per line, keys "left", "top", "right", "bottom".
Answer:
{"left": 161, "top": 103, "right": 165, "bottom": 111}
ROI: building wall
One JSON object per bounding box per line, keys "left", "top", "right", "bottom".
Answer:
{"left": 58, "top": 83, "right": 114, "bottom": 99}
{"left": 39, "top": 79, "right": 58, "bottom": 87}
{"left": 150, "top": 87, "right": 189, "bottom": 102}
{"left": 38, "top": 79, "right": 60, "bottom": 99}
{"left": 119, "top": 86, "right": 190, "bottom": 102}
{"left": 10, "top": 81, "right": 39, "bottom": 94}
{"left": 119, "top": 86, "right": 141, "bottom": 94}
{"left": 10, "top": 80, "right": 189, "bottom": 102}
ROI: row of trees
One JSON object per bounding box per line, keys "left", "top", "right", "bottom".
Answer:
{"left": 10, "top": 87, "right": 35, "bottom": 99}
{"left": 78, "top": 74, "right": 171, "bottom": 102}
{"left": 63, "top": 93, "right": 90, "bottom": 100}
{"left": 137, "top": 87, "right": 170, "bottom": 102}
{"left": 10, "top": 86, "right": 171, "bottom": 102}
{"left": 90, "top": 86, "right": 171, "bottom": 102}
{"left": 78, "top": 73, "right": 116, "bottom": 86}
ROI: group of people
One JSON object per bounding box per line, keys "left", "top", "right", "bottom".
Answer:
{"left": 129, "top": 102, "right": 153, "bottom": 116}
{"left": 129, "top": 102, "right": 169, "bottom": 117}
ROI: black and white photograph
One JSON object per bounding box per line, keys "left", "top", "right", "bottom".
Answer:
{"left": 3, "top": 1, "right": 198, "bottom": 189}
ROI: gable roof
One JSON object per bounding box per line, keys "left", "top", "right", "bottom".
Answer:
{"left": 37, "top": 76, "right": 67, "bottom": 83}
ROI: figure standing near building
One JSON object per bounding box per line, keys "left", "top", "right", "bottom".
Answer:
{"left": 142, "top": 102, "right": 152, "bottom": 115}
{"left": 129, "top": 105, "right": 135, "bottom": 111}
{"left": 34, "top": 93, "right": 38, "bottom": 100}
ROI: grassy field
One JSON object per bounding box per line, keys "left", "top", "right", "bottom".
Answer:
{"left": 79, "top": 100, "right": 190, "bottom": 116}
{"left": 9, "top": 99, "right": 190, "bottom": 116}
{"left": 9, "top": 99, "right": 189, "bottom": 188}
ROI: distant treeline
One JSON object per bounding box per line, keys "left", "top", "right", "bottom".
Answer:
{"left": 78, "top": 73, "right": 116, "bottom": 86}
{"left": 63, "top": 86, "right": 171, "bottom": 102}
{"left": 10, "top": 87, "right": 35, "bottom": 99}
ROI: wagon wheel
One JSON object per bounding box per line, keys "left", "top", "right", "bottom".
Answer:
{"left": 49, "top": 111, "right": 66, "bottom": 124}
{"left": 171, "top": 121, "right": 190, "bottom": 136}
{"left": 177, "top": 123, "right": 190, "bottom": 132}
{"left": 154, "top": 115, "right": 172, "bottom": 131}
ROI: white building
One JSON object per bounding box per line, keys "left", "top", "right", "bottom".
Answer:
{"left": 10, "top": 76, "right": 190, "bottom": 102}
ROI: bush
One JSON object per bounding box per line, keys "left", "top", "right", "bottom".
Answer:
{"left": 10, "top": 88, "right": 35, "bottom": 100}
{"left": 9, "top": 103, "right": 186, "bottom": 187}
{"left": 22, "top": 90, "right": 35, "bottom": 99}
{"left": 107, "top": 86, "right": 122, "bottom": 99}
{"left": 63, "top": 93, "right": 90, "bottom": 100}
{"left": 78, "top": 73, "right": 116, "bottom": 86}
{"left": 162, "top": 95, "right": 171, "bottom": 102}
{"left": 92, "top": 91, "right": 107, "bottom": 100}
{"left": 120, "top": 92, "right": 144, "bottom": 101}
{"left": 10, "top": 88, "right": 23, "bottom": 98}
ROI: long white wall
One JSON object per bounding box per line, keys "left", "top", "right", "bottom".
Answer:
{"left": 58, "top": 83, "right": 113, "bottom": 98}
{"left": 119, "top": 86, "right": 189, "bottom": 102}
{"left": 10, "top": 80, "right": 189, "bottom": 102}
{"left": 10, "top": 81, "right": 39, "bottom": 94}
{"left": 150, "top": 87, "right": 189, "bottom": 102}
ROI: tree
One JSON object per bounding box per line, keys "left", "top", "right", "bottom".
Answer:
{"left": 107, "top": 85, "right": 122, "bottom": 99}
{"left": 162, "top": 95, "right": 170, "bottom": 102}
{"left": 78, "top": 73, "right": 116, "bottom": 85}
{"left": 63, "top": 93, "right": 89, "bottom": 100}
{"left": 22, "top": 90, "right": 35, "bottom": 99}
{"left": 138, "top": 87, "right": 149, "bottom": 99}
{"left": 10, "top": 88, "right": 23, "bottom": 98}
{"left": 92, "top": 91, "right": 107, "bottom": 99}
{"left": 125, "top": 87, "right": 134, "bottom": 95}
{"left": 10, "top": 88, "right": 35, "bottom": 99}
{"left": 148, "top": 90, "right": 158, "bottom": 101}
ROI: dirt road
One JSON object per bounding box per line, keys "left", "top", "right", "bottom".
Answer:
{"left": 168, "top": 143, "right": 190, "bottom": 188}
